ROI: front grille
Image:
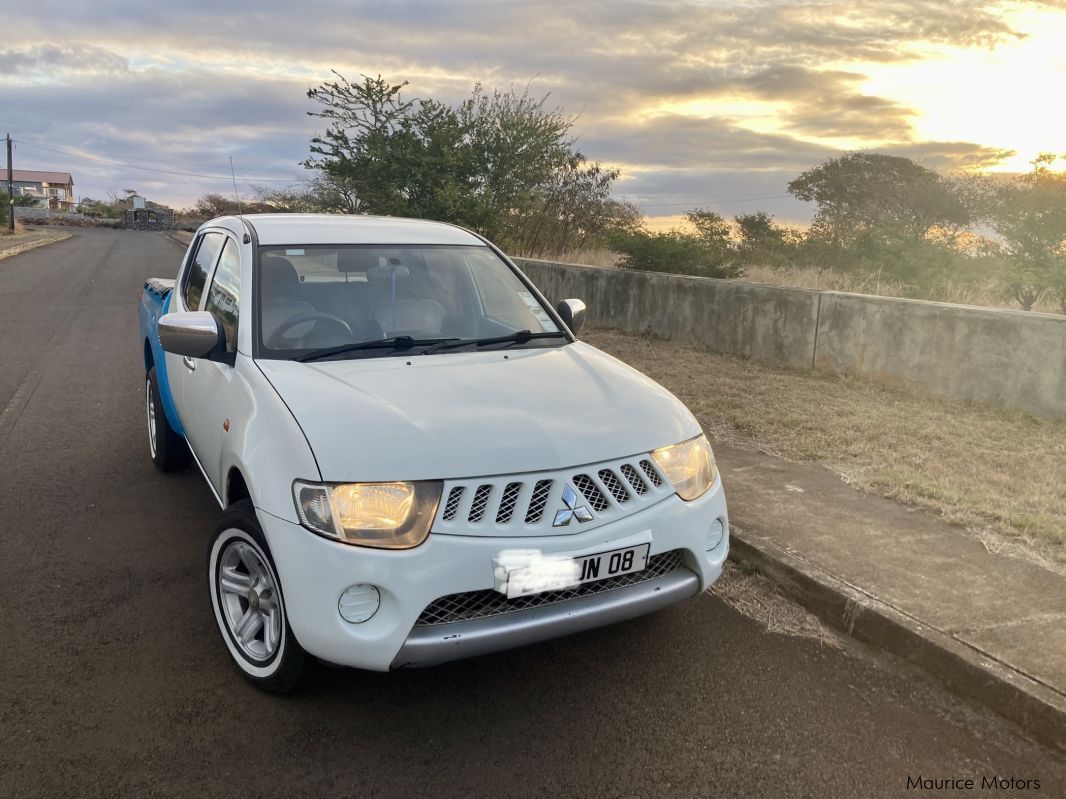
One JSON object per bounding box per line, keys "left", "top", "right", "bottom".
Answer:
{"left": 572, "top": 473, "right": 609, "bottom": 511}
{"left": 442, "top": 487, "right": 464, "bottom": 521}
{"left": 433, "top": 453, "right": 675, "bottom": 535}
{"left": 415, "top": 549, "right": 686, "bottom": 626}
{"left": 525, "top": 479, "right": 553, "bottom": 523}
{"left": 469, "top": 485, "right": 492, "bottom": 522}
{"left": 496, "top": 482, "right": 522, "bottom": 523}
{"left": 640, "top": 459, "right": 663, "bottom": 487}
{"left": 598, "top": 469, "right": 631, "bottom": 504}
{"left": 620, "top": 463, "right": 648, "bottom": 495}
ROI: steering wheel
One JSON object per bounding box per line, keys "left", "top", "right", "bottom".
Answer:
{"left": 268, "top": 312, "right": 353, "bottom": 349}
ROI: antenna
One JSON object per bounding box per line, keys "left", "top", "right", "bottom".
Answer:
{"left": 229, "top": 156, "right": 251, "bottom": 242}
{"left": 229, "top": 156, "right": 244, "bottom": 217}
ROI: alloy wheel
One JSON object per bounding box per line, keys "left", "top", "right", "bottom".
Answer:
{"left": 216, "top": 539, "right": 283, "bottom": 661}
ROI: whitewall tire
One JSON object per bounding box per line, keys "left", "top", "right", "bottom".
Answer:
{"left": 208, "top": 500, "right": 305, "bottom": 692}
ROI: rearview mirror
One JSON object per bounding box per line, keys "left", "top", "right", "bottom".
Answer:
{"left": 556, "top": 298, "right": 586, "bottom": 335}
{"left": 158, "top": 311, "right": 221, "bottom": 358}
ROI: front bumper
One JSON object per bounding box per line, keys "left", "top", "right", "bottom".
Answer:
{"left": 259, "top": 480, "right": 728, "bottom": 671}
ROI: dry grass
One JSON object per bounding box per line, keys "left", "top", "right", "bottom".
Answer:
{"left": 736, "top": 264, "right": 1061, "bottom": 315}
{"left": 550, "top": 247, "right": 1060, "bottom": 315}
{"left": 0, "top": 219, "right": 26, "bottom": 238}
{"left": 525, "top": 248, "right": 622, "bottom": 267}
{"left": 710, "top": 561, "right": 842, "bottom": 647}
{"left": 585, "top": 329, "right": 1066, "bottom": 567}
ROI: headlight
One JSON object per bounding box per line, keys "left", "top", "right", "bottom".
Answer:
{"left": 292, "top": 480, "right": 442, "bottom": 548}
{"left": 652, "top": 434, "right": 717, "bottom": 501}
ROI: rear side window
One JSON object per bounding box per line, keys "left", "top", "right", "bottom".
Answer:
{"left": 204, "top": 238, "right": 241, "bottom": 353}
{"left": 182, "top": 232, "right": 224, "bottom": 311}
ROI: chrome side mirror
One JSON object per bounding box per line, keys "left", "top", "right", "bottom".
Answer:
{"left": 556, "top": 298, "right": 586, "bottom": 335}
{"left": 158, "top": 311, "right": 221, "bottom": 358}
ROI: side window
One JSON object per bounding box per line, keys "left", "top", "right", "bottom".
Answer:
{"left": 182, "top": 232, "right": 224, "bottom": 311}
{"left": 204, "top": 238, "right": 241, "bottom": 354}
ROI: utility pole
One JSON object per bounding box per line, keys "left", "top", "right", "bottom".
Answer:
{"left": 6, "top": 134, "right": 13, "bottom": 234}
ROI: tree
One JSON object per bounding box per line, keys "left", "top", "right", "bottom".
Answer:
{"left": 78, "top": 197, "right": 122, "bottom": 218}
{"left": 253, "top": 176, "right": 356, "bottom": 213}
{"left": 192, "top": 193, "right": 246, "bottom": 218}
{"left": 788, "top": 153, "right": 969, "bottom": 278}
{"left": 984, "top": 154, "right": 1066, "bottom": 311}
{"left": 733, "top": 211, "right": 797, "bottom": 266}
{"left": 304, "top": 72, "right": 625, "bottom": 254}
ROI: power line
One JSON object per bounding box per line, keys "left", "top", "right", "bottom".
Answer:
{"left": 12, "top": 139, "right": 304, "bottom": 184}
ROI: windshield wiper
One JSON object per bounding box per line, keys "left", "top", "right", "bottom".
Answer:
{"left": 292, "top": 336, "right": 460, "bottom": 363}
{"left": 422, "top": 329, "right": 568, "bottom": 354}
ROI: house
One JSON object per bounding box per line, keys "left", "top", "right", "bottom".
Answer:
{"left": 7, "top": 170, "right": 76, "bottom": 211}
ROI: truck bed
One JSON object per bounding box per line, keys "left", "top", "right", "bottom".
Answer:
{"left": 139, "top": 277, "right": 184, "bottom": 436}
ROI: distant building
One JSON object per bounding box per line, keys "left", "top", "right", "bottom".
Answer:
{"left": 120, "top": 195, "right": 175, "bottom": 230}
{"left": 7, "top": 170, "right": 76, "bottom": 211}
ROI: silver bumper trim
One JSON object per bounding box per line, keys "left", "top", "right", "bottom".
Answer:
{"left": 390, "top": 567, "right": 699, "bottom": 669}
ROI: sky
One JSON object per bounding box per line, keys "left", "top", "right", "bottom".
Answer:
{"left": 3, "top": 0, "right": 1065, "bottom": 229}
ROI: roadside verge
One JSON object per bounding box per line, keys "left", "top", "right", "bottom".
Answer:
{"left": 719, "top": 445, "right": 1066, "bottom": 754}
{"left": 0, "top": 231, "right": 73, "bottom": 261}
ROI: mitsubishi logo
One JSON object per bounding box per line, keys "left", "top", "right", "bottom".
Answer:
{"left": 553, "top": 485, "right": 593, "bottom": 527}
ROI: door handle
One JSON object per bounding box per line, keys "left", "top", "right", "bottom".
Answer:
{"left": 183, "top": 356, "right": 197, "bottom": 372}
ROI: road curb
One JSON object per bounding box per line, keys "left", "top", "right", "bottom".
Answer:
{"left": 0, "top": 232, "right": 73, "bottom": 261}
{"left": 728, "top": 529, "right": 1066, "bottom": 754}
{"left": 162, "top": 231, "right": 192, "bottom": 249}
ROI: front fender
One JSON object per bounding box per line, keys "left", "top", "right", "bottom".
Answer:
{"left": 222, "top": 355, "right": 321, "bottom": 522}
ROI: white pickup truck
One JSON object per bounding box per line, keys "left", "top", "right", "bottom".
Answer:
{"left": 138, "top": 213, "right": 729, "bottom": 691}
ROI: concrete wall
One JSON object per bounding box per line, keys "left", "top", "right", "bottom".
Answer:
{"left": 513, "top": 257, "right": 1066, "bottom": 420}
{"left": 514, "top": 258, "right": 822, "bottom": 369}
{"left": 813, "top": 292, "right": 1066, "bottom": 418}
{"left": 14, "top": 208, "right": 82, "bottom": 222}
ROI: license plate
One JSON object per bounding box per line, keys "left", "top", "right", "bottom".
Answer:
{"left": 500, "top": 543, "right": 651, "bottom": 599}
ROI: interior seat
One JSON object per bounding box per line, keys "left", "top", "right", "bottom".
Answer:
{"left": 260, "top": 256, "right": 318, "bottom": 345}
{"left": 371, "top": 299, "right": 447, "bottom": 336}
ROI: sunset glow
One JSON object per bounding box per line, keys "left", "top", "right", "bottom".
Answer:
{"left": 4, "top": 0, "right": 1065, "bottom": 221}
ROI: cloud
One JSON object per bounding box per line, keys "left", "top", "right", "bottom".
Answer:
{"left": 879, "top": 141, "right": 1018, "bottom": 171}
{"left": 0, "top": 43, "right": 128, "bottom": 76}
{"left": 0, "top": 0, "right": 1040, "bottom": 214}
{"left": 580, "top": 114, "right": 836, "bottom": 170}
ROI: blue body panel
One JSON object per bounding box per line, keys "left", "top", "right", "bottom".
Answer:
{"left": 139, "top": 281, "right": 186, "bottom": 437}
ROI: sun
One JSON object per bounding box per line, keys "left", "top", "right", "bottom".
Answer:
{"left": 857, "top": 3, "right": 1066, "bottom": 172}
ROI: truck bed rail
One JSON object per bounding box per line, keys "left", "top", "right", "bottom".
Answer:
{"left": 144, "top": 278, "right": 175, "bottom": 299}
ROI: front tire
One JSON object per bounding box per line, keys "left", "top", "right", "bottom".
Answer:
{"left": 146, "top": 366, "right": 190, "bottom": 472}
{"left": 208, "top": 500, "right": 305, "bottom": 692}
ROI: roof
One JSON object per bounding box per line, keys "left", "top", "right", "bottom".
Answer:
{"left": 223, "top": 213, "right": 485, "bottom": 247}
{"left": 10, "top": 170, "right": 73, "bottom": 185}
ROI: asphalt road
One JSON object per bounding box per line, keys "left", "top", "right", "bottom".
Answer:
{"left": 1, "top": 227, "right": 1063, "bottom": 798}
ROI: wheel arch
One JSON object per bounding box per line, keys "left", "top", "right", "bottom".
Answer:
{"left": 226, "top": 466, "right": 251, "bottom": 507}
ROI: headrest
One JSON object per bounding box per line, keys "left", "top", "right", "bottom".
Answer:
{"left": 367, "top": 264, "right": 410, "bottom": 282}
{"left": 261, "top": 256, "right": 300, "bottom": 294}
{"left": 337, "top": 250, "right": 382, "bottom": 273}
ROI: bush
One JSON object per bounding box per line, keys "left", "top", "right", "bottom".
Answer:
{"left": 609, "top": 229, "right": 742, "bottom": 279}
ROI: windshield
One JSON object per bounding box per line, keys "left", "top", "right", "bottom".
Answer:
{"left": 255, "top": 244, "right": 564, "bottom": 359}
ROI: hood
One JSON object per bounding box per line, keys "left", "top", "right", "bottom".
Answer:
{"left": 256, "top": 341, "right": 699, "bottom": 481}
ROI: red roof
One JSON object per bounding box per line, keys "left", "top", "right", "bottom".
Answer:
{"left": 10, "top": 170, "right": 73, "bottom": 185}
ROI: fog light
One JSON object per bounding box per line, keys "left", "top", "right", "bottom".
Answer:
{"left": 338, "top": 584, "right": 381, "bottom": 624}
{"left": 707, "top": 518, "right": 725, "bottom": 551}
